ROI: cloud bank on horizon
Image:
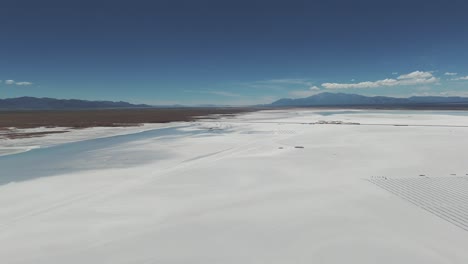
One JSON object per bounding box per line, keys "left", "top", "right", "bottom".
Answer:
{"left": 276, "top": 70, "right": 468, "bottom": 100}
{"left": 2, "top": 80, "right": 33, "bottom": 86}
{"left": 3, "top": 69, "right": 468, "bottom": 105}
{"left": 2, "top": 68, "right": 468, "bottom": 105}
{"left": 322, "top": 71, "right": 438, "bottom": 89}
{"left": 452, "top": 76, "right": 468, "bottom": 81}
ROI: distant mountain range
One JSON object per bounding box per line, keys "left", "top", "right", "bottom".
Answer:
{"left": 0, "top": 97, "right": 151, "bottom": 110}
{"left": 3, "top": 93, "right": 468, "bottom": 110}
{"left": 270, "top": 92, "right": 468, "bottom": 107}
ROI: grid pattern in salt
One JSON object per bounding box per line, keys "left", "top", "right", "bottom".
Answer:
{"left": 368, "top": 176, "right": 468, "bottom": 231}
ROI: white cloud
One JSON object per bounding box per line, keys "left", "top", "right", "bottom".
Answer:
{"left": 452, "top": 76, "right": 468, "bottom": 81}
{"left": 289, "top": 86, "right": 321, "bottom": 98}
{"left": 442, "top": 91, "right": 468, "bottom": 97}
{"left": 397, "top": 71, "right": 433, "bottom": 80}
{"left": 15, "top": 81, "right": 33, "bottom": 86}
{"left": 444, "top": 72, "right": 458, "bottom": 76}
{"left": 322, "top": 71, "right": 439, "bottom": 89}
{"left": 3, "top": 80, "right": 33, "bottom": 86}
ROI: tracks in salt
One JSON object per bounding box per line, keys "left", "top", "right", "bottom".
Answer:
{"left": 368, "top": 176, "right": 468, "bottom": 231}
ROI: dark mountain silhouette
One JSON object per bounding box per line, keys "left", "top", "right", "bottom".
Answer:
{"left": 270, "top": 92, "right": 468, "bottom": 107}
{"left": 0, "top": 97, "right": 151, "bottom": 110}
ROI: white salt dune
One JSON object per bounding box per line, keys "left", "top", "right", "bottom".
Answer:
{"left": 1, "top": 109, "right": 468, "bottom": 263}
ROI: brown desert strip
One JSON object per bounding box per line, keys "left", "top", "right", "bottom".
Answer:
{"left": 0, "top": 108, "right": 255, "bottom": 129}
{"left": 0, "top": 108, "right": 256, "bottom": 139}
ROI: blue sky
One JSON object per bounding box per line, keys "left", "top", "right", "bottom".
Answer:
{"left": 1, "top": 0, "right": 468, "bottom": 105}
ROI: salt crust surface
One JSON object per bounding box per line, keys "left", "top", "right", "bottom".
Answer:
{"left": 1, "top": 109, "right": 468, "bottom": 263}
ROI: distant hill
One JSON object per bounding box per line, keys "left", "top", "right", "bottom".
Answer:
{"left": 0, "top": 97, "right": 151, "bottom": 110}
{"left": 270, "top": 92, "right": 468, "bottom": 107}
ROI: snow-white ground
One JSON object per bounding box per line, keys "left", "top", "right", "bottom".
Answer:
{"left": 1, "top": 109, "right": 468, "bottom": 264}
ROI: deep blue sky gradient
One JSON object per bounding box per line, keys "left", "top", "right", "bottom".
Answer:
{"left": 1, "top": 0, "right": 468, "bottom": 105}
